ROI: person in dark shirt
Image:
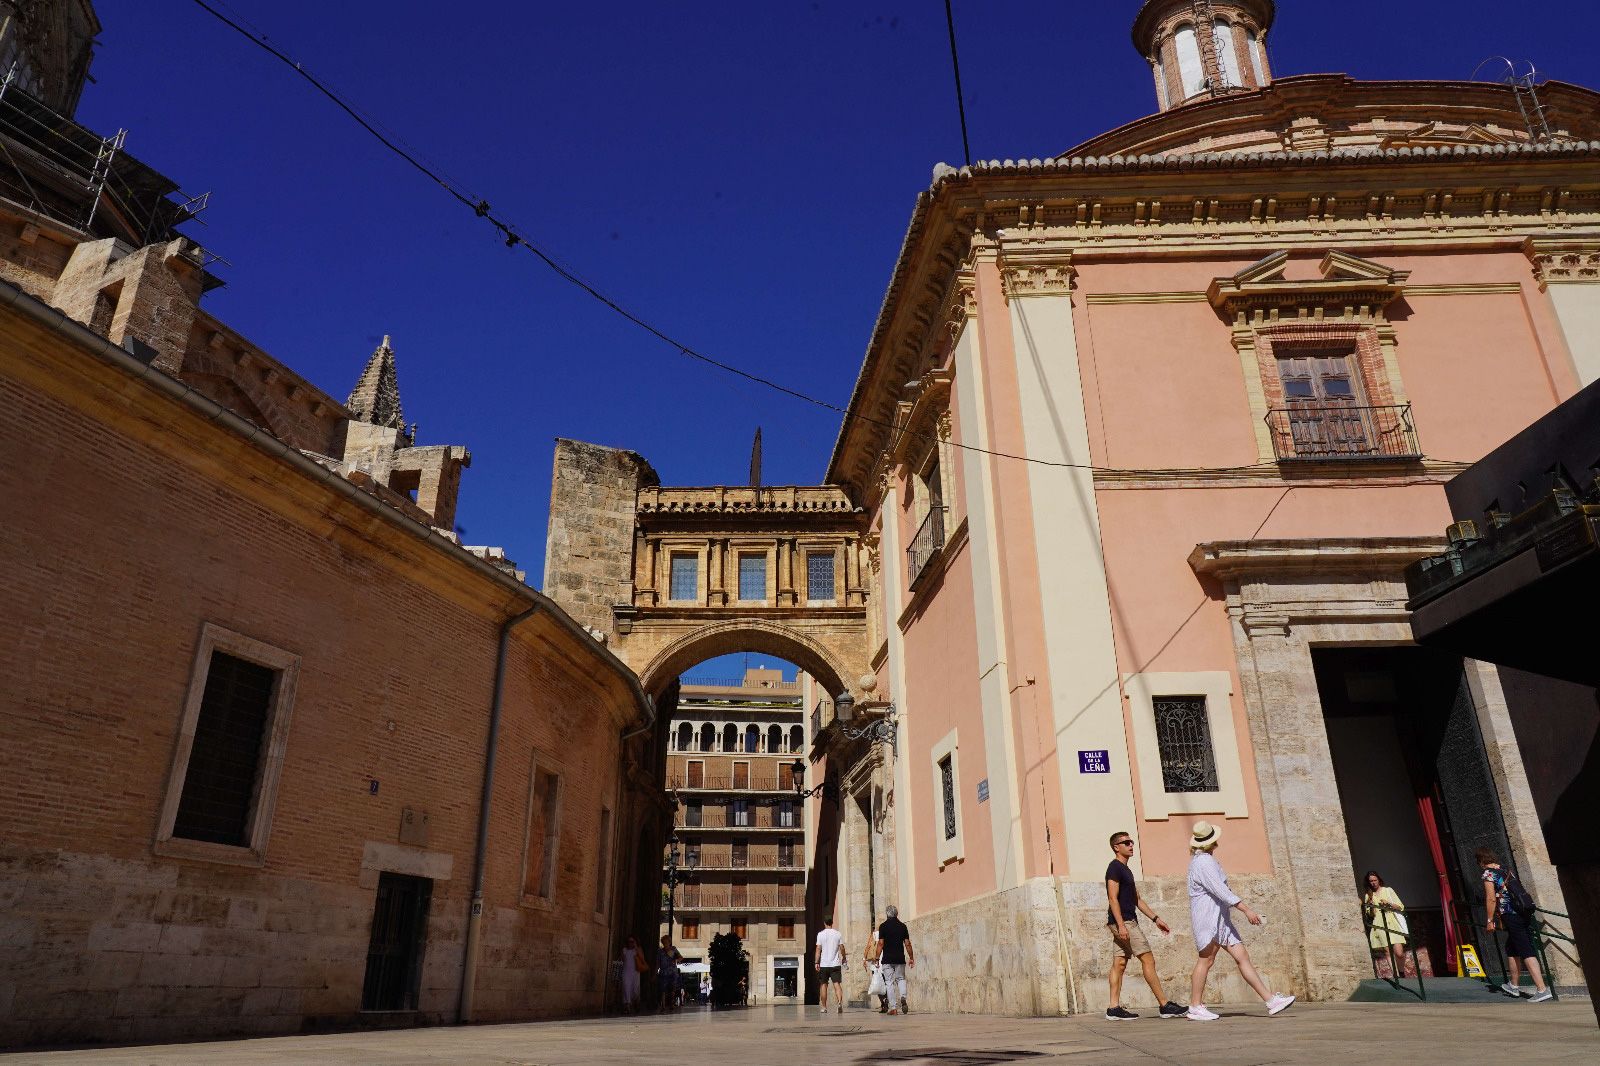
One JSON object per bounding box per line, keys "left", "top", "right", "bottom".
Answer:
{"left": 1104, "top": 831, "right": 1185, "bottom": 1021}
{"left": 874, "top": 906, "right": 914, "bottom": 1015}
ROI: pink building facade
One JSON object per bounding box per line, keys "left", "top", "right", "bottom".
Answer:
{"left": 812, "top": 0, "right": 1600, "bottom": 1014}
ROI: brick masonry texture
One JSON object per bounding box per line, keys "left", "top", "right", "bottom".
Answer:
{"left": 0, "top": 307, "right": 638, "bottom": 1047}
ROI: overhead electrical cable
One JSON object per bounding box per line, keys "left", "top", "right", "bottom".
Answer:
{"left": 943, "top": 0, "right": 974, "bottom": 168}
{"left": 185, "top": 1, "right": 1477, "bottom": 478}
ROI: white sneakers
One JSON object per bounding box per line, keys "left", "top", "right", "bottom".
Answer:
{"left": 1186, "top": 995, "right": 1294, "bottom": 1021}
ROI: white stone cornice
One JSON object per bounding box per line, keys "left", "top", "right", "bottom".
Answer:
{"left": 1189, "top": 537, "right": 1447, "bottom": 580}
{"left": 1526, "top": 235, "right": 1600, "bottom": 289}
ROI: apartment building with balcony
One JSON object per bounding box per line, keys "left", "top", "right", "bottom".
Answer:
{"left": 664, "top": 667, "right": 812, "bottom": 1000}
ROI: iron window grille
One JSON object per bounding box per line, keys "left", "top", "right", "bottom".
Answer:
{"left": 806, "top": 551, "right": 836, "bottom": 601}
{"left": 669, "top": 554, "right": 699, "bottom": 601}
{"left": 1153, "top": 696, "right": 1220, "bottom": 793}
{"left": 908, "top": 506, "right": 948, "bottom": 589}
{"left": 938, "top": 754, "right": 957, "bottom": 841}
{"left": 737, "top": 553, "right": 766, "bottom": 601}
{"left": 172, "top": 651, "right": 277, "bottom": 846}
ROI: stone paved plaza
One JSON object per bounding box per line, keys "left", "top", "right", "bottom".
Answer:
{"left": 4, "top": 1001, "right": 1596, "bottom": 1065}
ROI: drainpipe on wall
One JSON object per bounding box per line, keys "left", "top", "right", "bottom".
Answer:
{"left": 458, "top": 604, "right": 539, "bottom": 1024}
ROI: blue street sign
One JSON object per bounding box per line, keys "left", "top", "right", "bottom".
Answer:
{"left": 1079, "top": 750, "right": 1111, "bottom": 774}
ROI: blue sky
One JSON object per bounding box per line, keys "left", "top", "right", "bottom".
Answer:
{"left": 82, "top": 2, "right": 1599, "bottom": 675}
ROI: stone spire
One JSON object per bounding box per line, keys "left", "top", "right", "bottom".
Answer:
{"left": 346, "top": 335, "right": 404, "bottom": 429}
{"left": 1133, "top": 1, "right": 1275, "bottom": 112}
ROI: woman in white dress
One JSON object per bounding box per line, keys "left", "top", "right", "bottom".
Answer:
{"left": 619, "top": 935, "right": 642, "bottom": 1013}
{"left": 1185, "top": 821, "right": 1295, "bottom": 1021}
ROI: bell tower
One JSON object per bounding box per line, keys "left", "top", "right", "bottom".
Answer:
{"left": 1132, "top": 0, "right": 1275, "bottom": 112}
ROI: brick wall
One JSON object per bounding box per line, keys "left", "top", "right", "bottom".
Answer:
{"left": 0, "top": 307, "right": 638, "bottom": 1046}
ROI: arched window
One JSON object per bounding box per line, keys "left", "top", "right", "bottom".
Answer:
{"left": 1174, "top": 25, "right": 1205, "bottom": 99}
{"left": 790, "top": 724, "right": 804, "bottom": 753}
{"left": 699, "top": 724, "right": 715, "bottom": 752}
{"left": 1246, "top": 28, "right": 1266, "bottom": 85}
{"left": 1213, "top": 19, "right": 1242, "bottom": 88}
{"left": 723, "top": 724, "right": 738, "bottom": 752}
{"left": 768, "top": 725, "right": 783, "bottom": 754}
{"left": 744, "top": 725, "right": 761, "bottom": 753}
{"left": 676, "top": 723, "right": 692, "bottom": 751}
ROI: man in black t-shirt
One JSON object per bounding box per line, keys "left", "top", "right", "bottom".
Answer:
{"left": 1105, "top": 831, "right": 1185, "bottom": 1021}
{"left": 874, "top": 905, "right": 914, "bottom": 1016}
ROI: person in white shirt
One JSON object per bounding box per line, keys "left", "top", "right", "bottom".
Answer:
{"left": 813, "top": 914, "right": 847, "bottom": 1014}
{"left": 1185, "top": 820, "right": 1294, "bottom": 1021}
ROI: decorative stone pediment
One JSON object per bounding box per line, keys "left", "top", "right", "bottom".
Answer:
{"left": 1526, "top": 237, "right": 1600, "bottom": 288}
{"left": 1379, "top": 121, "right": 1512, "bottom": 150}
{"left": 1207, "top": 250, "right": 1411, "bottom": 326}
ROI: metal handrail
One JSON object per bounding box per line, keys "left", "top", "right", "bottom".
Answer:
{"left": 907, "top": 505, "right": 948, "bottom": 589}
{"left": 1362, "top": 901, "right": 1426, "bottom": 1001}
{"left": 1265, "top": 403, "right": 1422, "bottom": 462}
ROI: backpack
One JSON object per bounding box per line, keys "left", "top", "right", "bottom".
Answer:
{"left": 1502, "top": 873, "right": 1537, "bottom": 919}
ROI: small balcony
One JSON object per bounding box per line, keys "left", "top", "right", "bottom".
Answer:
{"left": 1266, "top": 403, "right": 1422, "bottom": 462}
{"left": 907, "top": 506, "right": 948, "bottom": 589}
{"left": 678, "top": 884, "right": 804, "bottom": 911}
{"left": 680, "top": 854, "right": 804, "bottom": 872}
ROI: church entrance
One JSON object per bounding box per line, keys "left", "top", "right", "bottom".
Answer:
{"left": 1315, "top": 646, "right": 1519, "bottom": 984}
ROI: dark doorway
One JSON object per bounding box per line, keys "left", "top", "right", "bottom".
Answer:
{"left": 1316, "top": 646, "right": 1517, "bottom": 982}
{"left": 362, "top": 872, "right": 432, "bottom": 1011}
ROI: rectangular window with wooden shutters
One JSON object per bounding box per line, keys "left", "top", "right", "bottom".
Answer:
{"left": 733, "top": 799, "right": 750, "bottom": 827}
{"left": 732, "top": 839, "right": 749, "bottom": 868}
{"left": 777, "top": 799, "right": 795, "bottom": 827}
{"left": 778, "top": 838, "right": 794, "bottom": 867}
{"left": 1153, "top": 696, "right": 1220, "bottom": 793}
{"left": 686, "top": 801, "right": 702, "bottom": 828}
{"left": 778, "top": 762, "right": 794, "bottom": 791}
{"left": 732, "top": 880, "right": 748, "bottom": 908}
{"left": 733, "top": 761, "right": 749, "bottom": 789}
{"left": 732, "top": 919, "right": 748, "bottom": 940}
{"left": 686, "top": 761, "right": 704, "bottom": 788}
{"left": 523, "top": 768, "right": 563, "bottom": 898}
{"left": 938, "top": 754, "right": 957, "bottom": 841}
{"left": 778, "top": 919, "right": 795, "bottom": 939}
{"left": 172, "top": 651, "right": 278, "bottom": 846}
{"left": 682, "top": 920, "right": 699, "bottom": 940}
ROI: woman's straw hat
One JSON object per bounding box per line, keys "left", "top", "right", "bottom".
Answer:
{"left": 1191, "top": 820, "right": 1222, "bottom": 848}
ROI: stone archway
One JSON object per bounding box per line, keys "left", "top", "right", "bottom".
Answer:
{"left": 636, "top": 617, "right": 860, "bottom": 702}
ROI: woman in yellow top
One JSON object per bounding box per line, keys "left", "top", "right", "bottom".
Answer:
{"left": 1362, "top": 871, "right": 1409, "bottom": 977}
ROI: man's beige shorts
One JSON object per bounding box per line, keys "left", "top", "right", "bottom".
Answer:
{"left": 1109, "top": 921, "right": 1153, "bottom": 958}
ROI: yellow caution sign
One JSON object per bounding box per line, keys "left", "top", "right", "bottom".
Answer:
{"left": 1458, "top": 944, "right": 1486, "bottom": 978}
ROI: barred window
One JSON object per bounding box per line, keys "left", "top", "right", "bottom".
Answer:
{"left": 806, "top": 552, "right": 835, "bottom": 601}
{"left": 938, "top": 754, "right": 957, "bottom": 841}
{"left": 172, "top": 650, "right": 277, "bottom": 846}
{"left": 669, "top": 553, "right": 698, "bottom": 601}
{"left": 1153, "top": 696, "right": 1220, "bottom": 793}
{"left": 738, "top": 553, "right": 766, "bottom": 601}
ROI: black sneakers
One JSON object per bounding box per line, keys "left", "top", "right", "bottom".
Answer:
{"left": 1105, "top": 1006, "right": 1140, "bottom": 1021}
{"left": 1158, "top": 1001, "right": 1187, "bottom": 1019}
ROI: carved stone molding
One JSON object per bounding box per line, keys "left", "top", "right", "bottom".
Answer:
{"left": 861, "top": 530, "right": 882, "bottom": 575}
{"left": 1526, "top": 237, "right": 1600, "bottom": 288}
{"left": 999, "top": 250, "right": 1076, "bottom": 299}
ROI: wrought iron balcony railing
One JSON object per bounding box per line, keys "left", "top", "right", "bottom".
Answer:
{"left": 1265, "top": 403, "right": 1422, "bottom": 462}
{"left": 907, "top": 506, "right": 948, "bottom": 589}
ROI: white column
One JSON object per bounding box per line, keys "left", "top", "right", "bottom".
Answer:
{"left": 878, "top": 479, "right": 918, "bottom": 916}
{"left": 1005, "top": 282, "right": 1138, "bottom": 881}
{"left": 951, "top": 314, "right": 1027, "bottom": 891}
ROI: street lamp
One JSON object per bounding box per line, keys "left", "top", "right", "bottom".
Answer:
{"left": 663, "top": 798, "right": 696, "bottom": 941}
{"left": 838, "top": 701, "right": 898, "bottom": 755}
{"left": 789, "top": 759, "right": 837, "bottom": 800}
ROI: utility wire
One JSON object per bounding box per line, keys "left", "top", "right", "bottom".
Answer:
{"left": 943, "top": 0, "right": 974, "bottom": 168}
{"left": 186, "top": 1, "right": 1475, "bottom": 480}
